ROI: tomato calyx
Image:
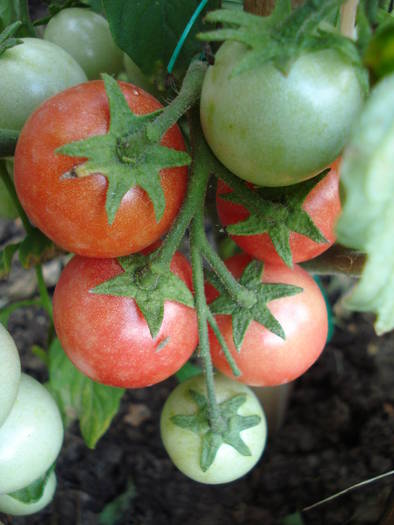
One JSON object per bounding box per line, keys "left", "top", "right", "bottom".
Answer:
{"left": 218, "top": 170, "right": 330, "bottom": 267}
{"left": 171, "top": 388, "right": 261, "bottom": 472}
{"left": 208, "top": 259, "right": 302, "bottom": 351}
{"left": 91, "top": 253, "right": 194, "bottom": 338}
{"left": 199, "top": 0, "right": 366, "bottom": 89}
{"left": 7, "top": 465, "right": 54, "bottom": 505}
{"left": 0, "top": 22, "right": 23, "bottom": 57}
{"left": 56, "top": 74, "right": 191, "bottom": 225}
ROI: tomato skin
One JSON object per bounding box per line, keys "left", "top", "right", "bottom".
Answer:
{"left": 0, "top": 472, "right": 56, "bottom": 516}
{"left": 44, "top": 8, "right": 124, "bottom": 80}
{"left": 0, "top": 38, "right": 86, "bottom": 131}
{"left": 160, "top": 374, "right": 267, "bottom": 484}
{"left": 216, "top": 162, "right": 341, "bottom": 265}
{"left": 201, "top": 41, "right": 364, "bottom": 186}
{"left": 14, "top": 81, "right": 188, "bottom": 258}
{"left": 0, "top": 374, "right": 63, "bottom": 494}
{"left": 53, "top": 253, "right": 198, "bottom": 388}
{"left": 207, "top": 254, "right": 328, "bottom": 386}
{"left": 0, "top": 324, "right": 21, "bottom": 427}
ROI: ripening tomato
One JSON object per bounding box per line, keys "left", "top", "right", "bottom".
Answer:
{"left": 216, "top": 161, "right": 341, "bottom": 265}
{"left": 207, "top": 254, "right": 328, "bottom": 386}
{"left": 14, "top": 81, "right": 188, "bottom": 258}
{"left": 53, "top": 253, "right": 198, "bottom": 388}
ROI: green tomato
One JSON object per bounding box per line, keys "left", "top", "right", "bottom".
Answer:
{"left": 0, "top": 38, "right": 87, "bottom": 131}
{"left": 160, "top": 374, "right": 267, "bottom": 484}
{"left": 0, "top": 374, "right": 63, "bottom": 494}
{"left": 200, "top": 41, "right": 364, "bottom": 186}
{"left": 44, "top": 8, "right": 123, "bottom": 80}
{"left": 0, "top": 471, "right": 56, "bottom": 516}
{"left": 0, "top": 324, "right": 21, "bottom": 427}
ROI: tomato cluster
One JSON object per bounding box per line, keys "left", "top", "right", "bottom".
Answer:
{"left": 1, "top": 0, "right": 365, "bottom": 494}
{"left": 0, "top": 325, "right": 63, "bottom": 516}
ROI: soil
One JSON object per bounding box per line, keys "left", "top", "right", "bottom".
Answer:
{"left": 0, "top": 218, "right": 393, "bottom": 525}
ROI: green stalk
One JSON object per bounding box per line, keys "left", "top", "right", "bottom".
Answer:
{"left": 0, "top": 130, "right": 19, "bottom": 158}
{"left": 35, "top": 265, "right": 53, "bottom": 321}
{"left": 0, "top": 161, "right": 30, "bottom": 232}
{"left": 146, "top": 60, "right": 208, "bottom": 143}
{"left": 206, "top": 308, "right": 240, "bottom": 377}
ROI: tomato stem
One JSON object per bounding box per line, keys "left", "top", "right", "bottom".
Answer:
{"left": 0, "top": 129, "right": 19, "bottom": 158}
{"left": 146, "top": 60, "right": 207, "bottom": 143}
{"left": 35, "top": 265, "right": 53, "bottom": 322}
{"left": 340, "top": 0, "right": 359, "bottom": 39}
{"left": 206, "top": 308, "right": 241, "bottom": 377}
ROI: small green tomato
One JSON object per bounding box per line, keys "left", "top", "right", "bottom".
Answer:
{"left": 160, "top": 374, "right": 267, "bottom": 484}
{"left": 0, "top": 324, "right": 21, "bottom": 427}
{"left": 0, "top": 374, "right": 63, "bottom": 493}
{"left": 0, "top": 471, "right": 56, "bottom": 516}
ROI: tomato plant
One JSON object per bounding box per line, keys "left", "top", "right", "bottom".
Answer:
{"left": 206, "top": 253, "right": 328, "bottom": 386}
{"left": 0, "top": 37, "right": 87, "bottom": 131}
{"left": 200, "top": 41, "right": 364, "bottom": 187}
{"left": 0, "top": 373, "right": 63, "bottom": 494}
{"left": 14, "top": 80, "right": 188, "bottom": 258}
{"left": 44, "top": 8, "right": 124, "bottom": 80}
{"left": 216, "top": 161, "right": 341, "bottom": 265}
{"left": 160, "top": 374, "right": 267, "bottom": 484}
{"left": 53, "top": 252, "right": 198, "bottom": 388}
{"left": 0, "top": 472, "right": 56, "bottom": 516}
{"left": 0, "top": 323, "right": 21, "bottom": 427}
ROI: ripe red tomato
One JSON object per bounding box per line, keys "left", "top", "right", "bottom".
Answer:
{"left": 14, "top": 81, "right": 188, "bottom": 258}
{"left": 53, "top": 252, "right": 198, "bottom": 388}
{"left": 207, "top": 254, "right": 328, "bottom": 386}
{"left": 216, "top": 162, "right": 341, "bottom": 265}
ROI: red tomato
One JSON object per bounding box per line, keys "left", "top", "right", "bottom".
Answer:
{"left": 14, "top": 81, "right": 188, "bottom": 258}
{"left": 53, "top": 252, "right": 198, "bottom": 388}
{"left": 207, "top": 254, "right": 328, "bottom": 386}
{"left": 216, "top": 162, "right": 340, "bottom": 265}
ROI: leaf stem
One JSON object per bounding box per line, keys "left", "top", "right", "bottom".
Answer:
{"left": 0, "top": 129, "right": 19, "bottom": 158}
{"left": 146, "top": 60, "right": 207, "bottom": 143}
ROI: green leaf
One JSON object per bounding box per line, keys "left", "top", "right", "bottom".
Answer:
{"left": 0, "top": 242, "right": 19, "bottom": 278}
{"left": 18, "top": 228, "right": 56, "bottom": 269}
{"left": 172, "top": 389, "right": 261, "bottom": 472}
{"left": 336, "top": 73, "right": 394, "bottom": 335}
{"left": 48, "top": 338, "right": 125, "bottom": 448}
{"left": 98, "top": 480, "right": 136, "bottom": 525}
{"left": 364, "top": 17, "right": 394, "bottom": 80}
{"left": 57, "top": 74, "right": 190, "bottom": 225}
{"left": 8, "top": 466, "right": 54, "bottom": 504}
{"left": 175, "top": 360, "right": 202, "bottom": 383}
{"left": 103, "top": 0, "right": 220, "bottom": 78}
{"left": 0, "top": 298, "right": 42, "bottom": 326}
{"left": 0, "top": 1, "right": 35, "bottom": 37}
{"left": 281, "top": 512, "right": 305, "bottom": 525}
{"left": 210, "top": 260, "right": 302, "bottom": 351}
{"left": 91, "top": 254, "right": 194, "bottom": 338}
{"left": 0, "top": 20, "right": 22, "bottom": 56}
{"left": 220, "top": 172, "right": 329, "bottom": 267}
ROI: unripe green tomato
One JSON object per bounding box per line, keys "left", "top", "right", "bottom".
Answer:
{"left": 160, "top": 374, "right": 267, "bottom": 484}
{"left": 44, "top": 8, "right": 124, "bottom": 80}
{"left": 0, "top": 471, "right": 56, "bottom": 516}
{"left": 0, "top": 324, "right": 21, "bottom": 427}
{"left": 0, "top": 38, "right": 87, "bottom": 131}
{"left": 200, "top": 41, "right": 364, "bottom": 186}
{"left": 0, "top": 374, "right": 63, "bottom": 493}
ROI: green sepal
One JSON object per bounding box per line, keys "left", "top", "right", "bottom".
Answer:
{"left": 220, "top": 171, "right": 330, "bottom": 268}
{"left": 209, "top": 260, "right": 302, "bottom": 351}
{"left": 8, "top": 465, "right": 55, "bottom": 504}
{"left": 56, "top": 74, "right": 190, "bottom": 225}
{"left": 91, "top": 253, "right": 194, "bottom": 338}
{"left": 199, "top": 0, "right": 366, "bottom": 85}
{"left": 171, "top": 390, "right": 261, "bottom": 472}
{"left": 0, "top": 242, "right": 19, "bottom": 278}
{"left": 0, "top": 21, "right": 23, "bottom": 57}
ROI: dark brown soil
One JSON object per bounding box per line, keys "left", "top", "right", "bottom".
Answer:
{"left": 0, "top": 215, "right": 393, "bottom": 525}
